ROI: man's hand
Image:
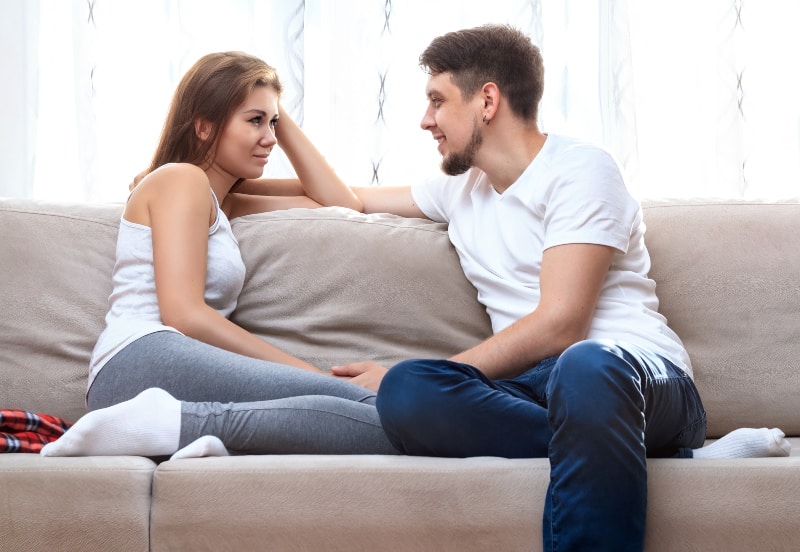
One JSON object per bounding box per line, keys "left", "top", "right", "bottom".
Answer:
{"left": 330, "top": 361, "right": 389, "bottom": 392}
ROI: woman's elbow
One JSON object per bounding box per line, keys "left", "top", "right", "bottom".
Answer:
{"left": 160, "top": 304, "right": 206, "bottom": 336}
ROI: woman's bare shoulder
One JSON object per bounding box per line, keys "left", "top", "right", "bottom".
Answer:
{"left": 148, "top": 162, "right": 208, "bottom": 182}
{"left": 125, "top": 163, "right": 211, "bottom": 225}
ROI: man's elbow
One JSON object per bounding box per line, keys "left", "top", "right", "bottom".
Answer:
{"left": 549, "top": 317, "right": 593, "bottom": 355}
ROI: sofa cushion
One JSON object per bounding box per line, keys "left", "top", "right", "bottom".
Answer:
{"left": 150, "top": 455, "right": 547, "bottom": 551}
{"left": 0, "top": 198, "right": 121, "bottom": 423}
{"left": 0, "top": 454, "right": 155, "bottom": 552}
{"left": 150, "top": 453, "right": 800, "bottom": 552}
{"left": 230, "top": 207, "right": 493, "bottom": 369}
{"left": 643, "top": 200, "right": 800, "bottom": 437}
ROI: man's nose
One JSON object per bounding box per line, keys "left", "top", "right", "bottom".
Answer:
{"left": 420, "top": 106, "right": 435, "bottom": 130}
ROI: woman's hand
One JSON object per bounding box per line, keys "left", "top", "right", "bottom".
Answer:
{"left": 330, "top": 362, "right": 389, "bottom": 392}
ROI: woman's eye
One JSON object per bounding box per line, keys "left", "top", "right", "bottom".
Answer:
{"left": 270, "top": 118, "right": 279, "bottom": 128}
{"left": 250, "top": 116, "right": 263, "bottom": 125}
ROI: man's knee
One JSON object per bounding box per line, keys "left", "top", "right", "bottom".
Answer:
{"left": 375, "top": 359, "right": 447, "bottom": 453}
{"left": 377, "top": 359, "right": 446, "bottom": 420}
{"left": 552, "top": 340, "right": 634, "bottom": 384}
{"left": 379, "top": 358, "right": 482, "bottom": 427}
{"left": 547, "top": 340, "right": 643, "bottom": 422}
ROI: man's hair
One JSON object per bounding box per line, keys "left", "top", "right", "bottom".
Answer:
{"left": 148, "top": 51, "right": 282, "bottom": 173}
{"left": 419, "top": 24, "right": 544, "bottom": 123}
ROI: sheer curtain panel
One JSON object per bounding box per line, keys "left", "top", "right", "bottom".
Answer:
{"left": 1, "top": 0, "right": 798, "bottom": 202}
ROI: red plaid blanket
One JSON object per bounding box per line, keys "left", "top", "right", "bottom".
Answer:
{"left": 1, "top": 410, "right": 72, "bottom": 453}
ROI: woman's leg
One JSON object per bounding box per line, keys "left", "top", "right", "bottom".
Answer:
{"left": 88, "top": 332, "right": 376, "bottom": 408}
{"left": 46, "top": 332, "right": 397, "bottom": 456}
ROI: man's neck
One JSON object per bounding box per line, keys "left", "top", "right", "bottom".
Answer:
{"left": 477, "top": 126, "right": 547, "bottom": 194}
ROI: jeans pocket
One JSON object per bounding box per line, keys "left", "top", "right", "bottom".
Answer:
{"left": 675, "top": 410, "right": 708, "bottom": 450}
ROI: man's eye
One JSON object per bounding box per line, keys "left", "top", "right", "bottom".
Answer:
{"left": 432, "top": 98, "right": 442, "bottom": 107}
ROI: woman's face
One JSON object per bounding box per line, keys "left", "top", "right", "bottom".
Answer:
{"left": 212, "top": 85, "right": 280, "bottom": 182}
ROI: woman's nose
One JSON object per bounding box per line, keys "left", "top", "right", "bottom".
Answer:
{"left": 261, "top": 128, "right": 277, "bottom": 147}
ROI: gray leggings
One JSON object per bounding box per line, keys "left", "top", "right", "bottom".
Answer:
{"left": 88, "top": 331, "right": 399, "bottom": 455}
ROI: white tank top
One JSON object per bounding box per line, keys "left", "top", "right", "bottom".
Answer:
{"left": 88, "top": 190, "right": 246, "bottom": 390}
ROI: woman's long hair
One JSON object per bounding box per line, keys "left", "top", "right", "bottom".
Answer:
{"left": 147, "top": 51, "right": 282, "bottom": 174}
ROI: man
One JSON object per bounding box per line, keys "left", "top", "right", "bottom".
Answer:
{"left": 313, "top": 24, "right": 786, "bottom": 551}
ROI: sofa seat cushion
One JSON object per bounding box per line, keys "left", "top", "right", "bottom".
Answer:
{"left": 150, "top": 455, "right": 547, "bottom": 552}
{"left": 150, "top": 453, "right": 800, "bottom": 552}
{"left": 0, "top": 454, "right": 155, "bottom": 552}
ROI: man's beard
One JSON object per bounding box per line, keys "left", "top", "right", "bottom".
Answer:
{"left": 441, "top": 117, "right": 483, "bottom": 176}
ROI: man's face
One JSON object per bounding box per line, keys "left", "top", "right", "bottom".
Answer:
{"left": 421, "top": 73, "right": 483, "bottom": 176}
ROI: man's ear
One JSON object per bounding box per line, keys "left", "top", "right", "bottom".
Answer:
{"left": 195, "top": 118, "right": 212, "bottom": 141}
{"left": 480, "top": 82, "right": 500, "bottom": 123}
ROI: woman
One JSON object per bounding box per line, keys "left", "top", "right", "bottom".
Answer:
{"left": 41, "top": 51, "right": 397, "bottom": 459}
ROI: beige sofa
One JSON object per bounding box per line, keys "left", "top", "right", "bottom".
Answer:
{"left": 1, "top": 196, "right": 798, "bottom": 552}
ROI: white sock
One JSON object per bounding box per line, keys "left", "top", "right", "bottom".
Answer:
{"left": 170, "top": 435, "right": 229, "bottom": 460}
{"left": 40, "top": 388, "right": 181, "bottom": 457}
{"left": 692, "top": 427, "right": 791, "bottom": 459}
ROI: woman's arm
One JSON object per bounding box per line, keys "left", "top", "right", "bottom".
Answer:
{"left": 273, "top": 105, "right": 363, "bottom": 210}
{"left": 231, "top": 107, "right": 428, "bottom": 218}
{"left": 231, "top": 178, "right": 305, "bottom": 196}
{"left": 133, "top": 165, "right": 324, "bottom": 373}
{"left": 223, "top": 193, "right": 323, "bottom": 219}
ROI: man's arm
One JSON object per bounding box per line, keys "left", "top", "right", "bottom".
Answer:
{"left": 332, "top": 242, "right": 616, "bottom": 389}
{"left": 236, "top": 179, "right": 428, "bottom": 219}
{"left": 351, "top": 186, "right": 427, "bottom": 218}
{"left": 449, "top": 242, "right": 616, "bottom": 380}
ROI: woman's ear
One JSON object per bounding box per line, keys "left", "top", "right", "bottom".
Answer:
{"left": 195, "top": 118, "right": 212, "bottom": 141}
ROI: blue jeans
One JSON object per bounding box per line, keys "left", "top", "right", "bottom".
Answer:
{"left": 375, "top": 339, "right": 707, "bottom": 552}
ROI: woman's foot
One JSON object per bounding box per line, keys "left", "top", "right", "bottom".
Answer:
{"left": 171, "top": 435, "right": 229, "bottom": 460}
{"left": 40, "top": 388, "right": 181, "bottom": 457}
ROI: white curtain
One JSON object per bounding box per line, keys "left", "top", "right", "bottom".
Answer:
{"left": 1, "top": 0, "right": 798, "bottom": 203}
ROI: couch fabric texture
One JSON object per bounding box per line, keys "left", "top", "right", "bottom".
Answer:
{"left": 1, "top": 196, "right": 798, "bottom": 551}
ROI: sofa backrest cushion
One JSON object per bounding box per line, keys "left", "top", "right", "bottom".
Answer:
{"left": 0, "top": 198, "right": 121, "bottom": 423}
{"left": 3, "top": 197, "right": 798, "bottom": 439}
{"left": 0, "top": 200, "right": 492, "bottom": 423}
{"left": 229, "top": 207, "right": 493, "bottom": 369}
{"left": 643, "top": 200, "right": 800, "bottom": 437}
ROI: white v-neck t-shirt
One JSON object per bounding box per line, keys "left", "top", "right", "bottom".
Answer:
{"left": 412, "top": 134, "right": 691, "bottom": 375}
